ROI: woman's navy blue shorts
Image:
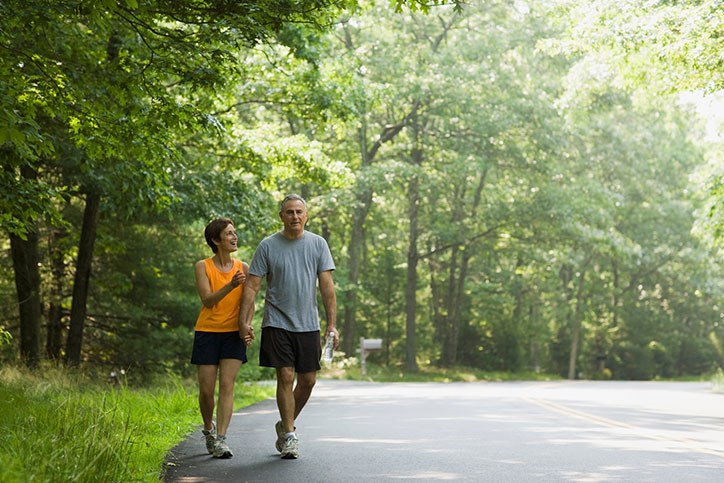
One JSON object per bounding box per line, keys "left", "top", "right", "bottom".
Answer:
{"left": 191, "top": 331, "right": 248, "bottom": 365}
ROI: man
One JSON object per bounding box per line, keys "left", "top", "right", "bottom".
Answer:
{"left": 239, "top": 194, "right": 338, "bottom": 459}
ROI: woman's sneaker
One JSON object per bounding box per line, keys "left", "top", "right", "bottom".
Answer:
{"left": 213, "top": 435, "right": 233, "bottom": 459}
{"left": 280, "top": 434, "right": 299, "bottom": 459}
{"left": 202, "top": 423, "right": 216, "bottom": 454}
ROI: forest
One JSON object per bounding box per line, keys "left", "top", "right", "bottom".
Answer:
{"left": 1, "top": 0, "right": 722, "bottom": 382}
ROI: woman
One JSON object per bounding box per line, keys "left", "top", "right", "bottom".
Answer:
{"left": 191, "top": 218, "right": 253, "bottom": 459}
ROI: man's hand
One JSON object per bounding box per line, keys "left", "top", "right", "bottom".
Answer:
{"left": 240, "top": 324, "right": 254, "bottom": 346}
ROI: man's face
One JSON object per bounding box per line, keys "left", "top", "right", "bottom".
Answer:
{"left": 279, "top": 199, "right": 308, "bottom": 235}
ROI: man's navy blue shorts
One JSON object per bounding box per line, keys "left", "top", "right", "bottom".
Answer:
{"left": 260, "top": 327, "right": 321, "bottom": 373}
{"left": 191, "top": 331, "right": 248, "bottom": 365}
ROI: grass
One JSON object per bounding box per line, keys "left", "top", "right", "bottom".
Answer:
{"left": 712, "top": 369, "right": 724, "bottom": 393}
{"left": 323, "top": 361, "right": 563, "bottom": 383}
{"left": 0, "top": 365, "right": 274, "bottom": 483}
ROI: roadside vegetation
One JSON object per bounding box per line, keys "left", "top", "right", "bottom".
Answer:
{"left": 0, "top": 365, "right": 274, "bottom": 483}
{"left": 327, "top": 362, "right": 562, "bottom": 383}
{"left": 712, "top": 369, "right": 724, "bottom": 393}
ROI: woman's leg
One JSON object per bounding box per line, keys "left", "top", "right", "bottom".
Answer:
{"left": 197, "top": 364, "right": 218, "bottom": 431}
{"left": 216, "top": 358, "right": 243, "bottom": 436}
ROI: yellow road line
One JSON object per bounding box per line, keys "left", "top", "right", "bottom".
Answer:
{"left": 526, "top": 397, "right": 724, "bottom": 460}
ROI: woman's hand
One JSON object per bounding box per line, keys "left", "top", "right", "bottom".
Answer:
{"left": 230, "top": 270, "right": 246, "bottom": 288}
{"left": 240, "top": 324, "right": 254, "bottom": 346}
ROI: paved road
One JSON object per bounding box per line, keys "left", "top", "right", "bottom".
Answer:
{"left": 164, "top": 380, "right": 724, "bottom": 482}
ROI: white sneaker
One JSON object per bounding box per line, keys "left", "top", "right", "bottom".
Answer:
{"left": 202, "top": 423, "right": 216, "bottom": 454}
{"left": 213, "top": 435, "right": 233, "bottom": 459}
{"left": 280, "top": 435, "right": 299, "bottom": 459}
{"left": 274, "top": 420, "right": 285, "bottom": 452}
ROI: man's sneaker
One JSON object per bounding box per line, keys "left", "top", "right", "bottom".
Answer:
{"left": 213, "top": 435, "right": 233, "bottom": 459}
{"left": 280, "top": 435, "right": 299, "bottom": 459}
{"left": 274, "top": 420, "right": 285, "bottom": 452}
{"left": 202, "top": 423, "right": 216, "bottom": 455}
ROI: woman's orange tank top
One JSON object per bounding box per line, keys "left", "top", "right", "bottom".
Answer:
{"left": 194, "top": 258, "right": 244, "bottom": 332}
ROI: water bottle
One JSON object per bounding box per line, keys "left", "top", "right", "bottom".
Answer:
{"left": 323, "top": 332, "right": 335, "bottom": 363}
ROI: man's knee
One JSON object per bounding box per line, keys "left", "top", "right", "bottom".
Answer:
{"left": 277, "top": 367, "right": 295, "bottom": 386}
{"left": 296, "top": 372, "right": 316, "bottom": 390}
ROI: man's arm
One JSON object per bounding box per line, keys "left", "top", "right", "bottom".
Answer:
{"left": 318, "top": 270, "right": 338, "bottom": 348}
{"left": 239, "top": 274, "right": 260, "bottom": 343}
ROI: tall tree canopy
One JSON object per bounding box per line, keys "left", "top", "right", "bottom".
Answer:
{"left": 0, "top": 0, "right": 720, "bottom": 379}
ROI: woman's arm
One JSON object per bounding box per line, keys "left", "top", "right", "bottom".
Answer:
{"left": 194, "top": 260, "right": 244, "bottom": 308}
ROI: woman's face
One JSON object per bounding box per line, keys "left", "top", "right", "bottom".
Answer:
{"left": 215, "top": 223, "right": 238, "bottom": 252}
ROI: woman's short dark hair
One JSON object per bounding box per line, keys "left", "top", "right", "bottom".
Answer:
{"left": 204, "top": 218, "right": 233, "bottom": 253}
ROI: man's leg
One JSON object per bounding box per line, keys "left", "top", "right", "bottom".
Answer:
{"left": 293, "top": 371, "right": 317, "bottom": 419}
{"left": 276, "top": 367, "right": 306, "bottom": 459}
{"left": 216, "top": 358, "right": 243, "bottom": 436}
{"left": 276, "top": 366, "right": 296, "bottom": 432}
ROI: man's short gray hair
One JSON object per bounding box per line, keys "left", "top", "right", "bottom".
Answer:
{"left": 279, "top": 193, "right": 307, "bottom": 213}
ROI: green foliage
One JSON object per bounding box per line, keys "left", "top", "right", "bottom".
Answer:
{"left": 712, "top": 369, "right": 724, "bottom": 393}
{"left": 390, "top": 0, "right": 465, "bottom": 14}
{"left": 543, "top": 0, "right": 724, "bottom": 245}
{"left": 334, "top": 362, "right": 562, "bottom": 383}
{"left": 548, "top": 0, "right": 724, "bottom": 94}
{"left": 0, "top": 365, "right": 275, "bottom": 482}
{"left": 0, "top": 0, "right": 720, "bottom": 382}
{"left": 0, "top": 328, "right": 10, "bottom": 346}
{"left": 313, "top": 0, "right": 722, "bottom": 380}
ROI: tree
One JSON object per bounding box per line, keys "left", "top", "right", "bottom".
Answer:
{"left": 1, "top": 0, "right": 357, "bottom": 366}
{"left": 545, "top": 0, "right": 724, "bottom": 244}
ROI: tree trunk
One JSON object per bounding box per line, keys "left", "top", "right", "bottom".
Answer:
{"left": 341, "top": 188, "right": 372, "bottom": 355}
{"left": 529, "top": 303, "right": 541, "bottom": 373}
{"left": 404, "top": 117, "right": 423, "bottom": 372}
{"left": 437, "top": 170, "right": 486, "bottom": 367}
{"left": 10, "top": 230, "right": 42, "bottom": 368}
{"left": 405, "top": 173, "right": 420, "bottom": 372}
{"left": 342, "top": 107, "right": 413, "bottom": 356}
{"left": 46, "top": 225, "right": 68, "bottom": 360}
{"left": 611, "top": 259, "right": 619, "bottom": 328}
{"left": 567, "top": 269, "right": 587, "bottom": 380}
{"left": 65, "top": 191, "right": 101, "bottom": 366}
{"left": 437, "top": 245, "right": 459, "bottom": 367}
{"left": 508, "top": 256, "right": 526, "bottom": 371}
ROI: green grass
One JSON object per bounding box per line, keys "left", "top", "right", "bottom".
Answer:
{"left": 323, "top": 362, "right": 563, "bottom": 383}
{"left": 0, "top": 365, "right": 274, "bottom": 483}
{"left": 712, "top": 369, "right": 724, "bottom": 393}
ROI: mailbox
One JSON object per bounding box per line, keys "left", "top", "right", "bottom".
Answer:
{"left": 361, "top": 338, "right": 383, "bottom": 351}
{"left": 359, "top": 337, "right": 383, "bottom": 376}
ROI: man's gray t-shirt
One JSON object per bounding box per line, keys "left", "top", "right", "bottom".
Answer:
{"left": 249, "top": 230, "right": 335, "bottom": 332}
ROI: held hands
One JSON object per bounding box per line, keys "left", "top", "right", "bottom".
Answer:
{"left": 240, "top": 324, "right": 254, "bottom": 346}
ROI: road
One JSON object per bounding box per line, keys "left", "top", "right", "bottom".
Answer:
{"left": 164, "top": 380, "right": 724, "bottom": 482}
